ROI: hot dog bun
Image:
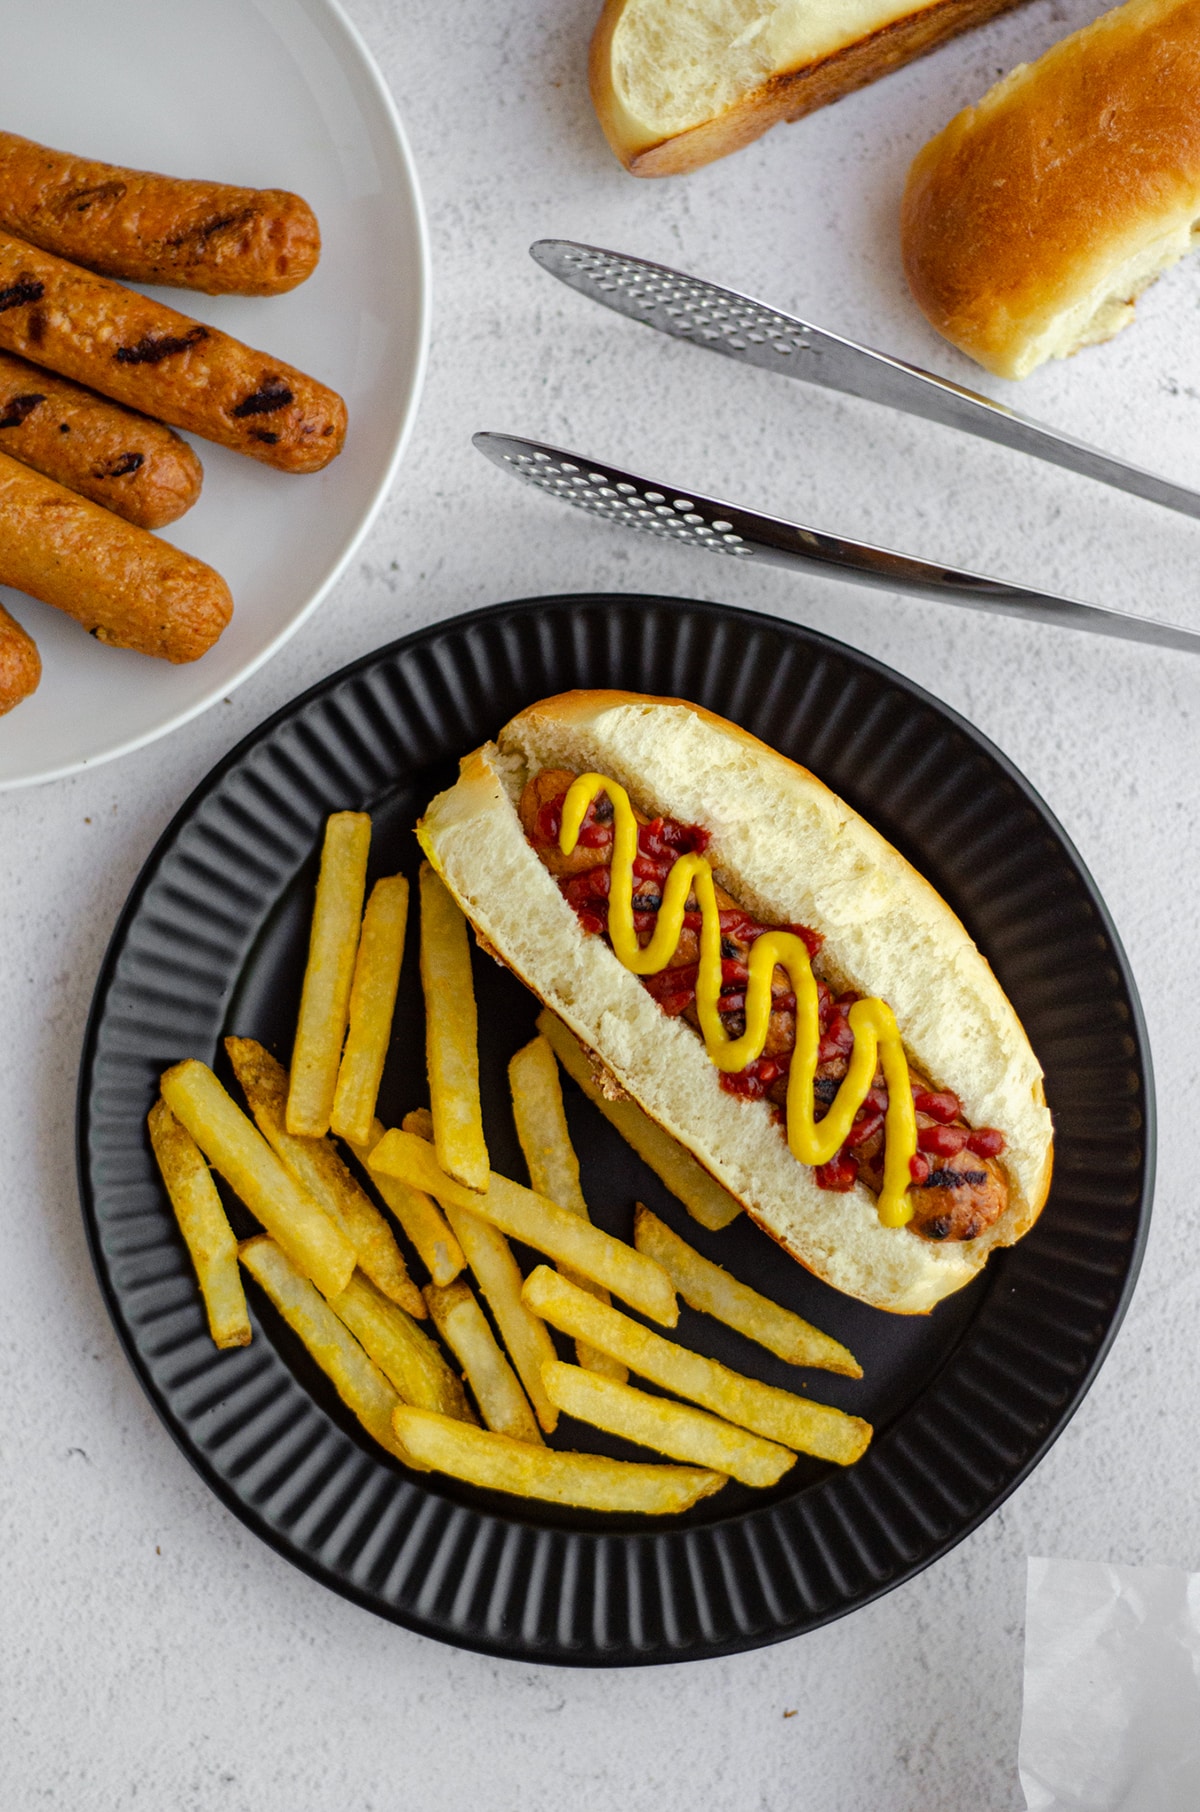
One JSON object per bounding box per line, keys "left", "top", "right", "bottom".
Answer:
{"left": 590, "top": 0, "right": 1032, "bottom": 177}
{"left": 901, "top": 0, "right": 1200, "bottom": 379}
{"left": 418, "top": 692, "right": 1053, "bottom": 1315}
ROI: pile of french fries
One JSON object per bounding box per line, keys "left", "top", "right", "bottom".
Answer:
{"left": 149, "top": 810, "right": 872, "bottom": 1516}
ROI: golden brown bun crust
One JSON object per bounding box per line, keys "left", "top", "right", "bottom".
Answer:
{"left": 590, "top": 0, "right": 1029, "bottom": 176}
{"left": 0, "top": 449, "right": 231, "bottom": 662}
{"left": 418, "top": 690, "right": 1054, "bottom": 1314}
{"left": 0, "top": 232, "right": 345, "bottom": 472}
{"left": 0, "top": 600, "right": 40, "bottom": 714}
{"left": 0, "top": 348, "right": 202, "bottom": 528}
{"left": 901, "top": 0, "right": 1200, "bottom": 378}
{"left": 0, "top": 132, "right": 320, "bottom": 296}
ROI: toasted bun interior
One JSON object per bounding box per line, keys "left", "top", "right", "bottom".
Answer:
{"left": 418, "top": 692, "right": 1053, "bottom": 1313}
{"left": 606, "top": 0, "right": 941, "bottom": 138}
{"left": 590, "top": 0, "right": 1032, "bottom": 176}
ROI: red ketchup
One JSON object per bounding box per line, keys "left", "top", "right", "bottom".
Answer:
{"left": 541, "top": 781, "right": 1002, "bottom": 1209}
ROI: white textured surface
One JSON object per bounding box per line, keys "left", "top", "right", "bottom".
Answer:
{"left": 4, "top": 0, "right": 1200, "bottom": 1805}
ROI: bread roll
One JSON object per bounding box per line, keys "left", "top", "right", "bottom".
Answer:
{"left": 901, "top": 0, "right": 1200, "bottom": 379}
{"left": 418, "top": 692, "right": 1053, "bottom": 1315}
{"left": 590, "top": 0, "right": 1031, "bottom": 177}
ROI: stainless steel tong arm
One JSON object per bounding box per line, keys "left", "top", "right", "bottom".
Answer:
{"left": 474, "top": 431, "right": 1200, "bottom": 655}
{"left": 531, "top": 240, "right": 1200, "bottom": 523}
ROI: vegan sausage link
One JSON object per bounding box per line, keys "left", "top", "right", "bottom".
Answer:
{"left": 0, "top": 348, "right": 202, "bottom": 527}
{"left": 0, "top": 132, "right": 320, "bottom": 296}
{"left": 0, "top": 232, "right": 346, "bottom": 473}
{"left": 0, "top": 599, "right": 40, "bottom": 714}
{"left": 0, "top": 450, "right": 231, "bottom": 663}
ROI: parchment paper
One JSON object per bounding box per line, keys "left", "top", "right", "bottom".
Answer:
{"left": 1020, "top": 1556, "right": 1200, "bottom": 1811}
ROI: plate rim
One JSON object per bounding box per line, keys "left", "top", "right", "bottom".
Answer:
{"left": 75, "top": 592, "right": 1155, "bottom": 1664}
{"left": 0, "top": 0, "right": 431, "bottom": 794}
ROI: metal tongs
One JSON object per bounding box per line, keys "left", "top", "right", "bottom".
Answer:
{"left": 472, "top": 241, "right": 1200, "bottom": 655}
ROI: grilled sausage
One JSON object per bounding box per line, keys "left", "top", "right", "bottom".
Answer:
{"left": 0, "top": 132, "right": 320, "bottom": 296}
{"left": 519, "top": 765, "right": 1011, "bottom": 1244}
{"left": 0, "top": 232, "right": 346, "bottom": 473}
{"left": 0, "top": 599, "right": 40, "bottom": 714}
{"left": 0, "top": 348, "right": 202, "bottom": 527}
{"left": 0, "top": 451, "right": 231, "bottom": 662}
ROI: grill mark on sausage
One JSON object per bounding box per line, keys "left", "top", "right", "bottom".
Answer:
{"left": 114, "top": 325, "right": 208, "bottom": 366}
{"left": 925, "top": 1168, "right": 988, "bottom": 1189}
{"left": 55, "top": 180, "right": 127, "bottom": 217}
{"left": 0, "top": 393, "right": 45, "bottom": 429}
{"left": 231, "top": 376, "right": 294, "bottom": 419}
{"left": 165, "top": 207, "right": 259, "bottom": 250}
{"left": 249, "top": 429, "right": 279, "bottom": 444}
{"left": 0, "top": 279, "right": 45, "bottom": 313}
{"left": 92, "top": 451, "right": 145, "bottom": 479}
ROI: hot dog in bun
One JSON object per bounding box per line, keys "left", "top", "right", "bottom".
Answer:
{"left": 418, "top": 692, "right": 1053, "bottom": 1314}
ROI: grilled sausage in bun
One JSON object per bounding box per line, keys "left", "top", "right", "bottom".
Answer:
{"left": 418, "top": 692, "right": 1053, "bottom": 1314}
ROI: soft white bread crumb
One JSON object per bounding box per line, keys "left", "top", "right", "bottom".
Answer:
{"left": 902, "top": 0, "right": 1200, "bottom": 379}
{"left": 417, "top": 693, "right": 1053, "bottom": 1315}
{"left": 590, "top": 0, "right": 1032, "bottom": 176}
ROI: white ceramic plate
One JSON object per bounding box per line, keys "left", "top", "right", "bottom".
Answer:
{"left": 0, "top": 0, "right": 428, "bottom": 790}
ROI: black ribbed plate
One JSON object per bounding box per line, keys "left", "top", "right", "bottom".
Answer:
{"left": 77, "top": 594, "right": 1152, "bottom": 1665}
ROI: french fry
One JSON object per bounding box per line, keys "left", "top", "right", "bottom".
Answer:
{"left": 327, "top": 1271, "right": 473, "bottom": 1420}
{"left": 439, "top": 1196, "right": 559, "bottom": 1434}
{"left": 350, "top": 1117, "right": 464, "bottom": 1288}
{"left": 239, "top": 1236, "right": 409, "bottom": 1463}
{"left": 538, "top": 1009, "right": 742, "bottom": 1232}
{"left": 425, "top": 1280, "right": 542, "bottom": 1443}
{"left": 369, "top": 1130, "right": 678, "bottom": 1328}
{"left": 287, "top": 811, "right": 372, "bottom": 1137}
{"left": 147, "top": 1098, "right": 251, "bottom": 1349}
{"left": 509, "top": 1034, "right": 588, "bottom": 1216}
{"left": 509, "top": 1034, "right": 627, "bottom": 1383}
{"left": 522, "top": 1267, "right": 872, "bottom": 1466}
{"left": 401, "top": 1106, "right": 434, "bottom": 1142}
{"left": 392, "top": 1407, "right": 726, "bottom": 1513}
{"left": 160, "top": 1060, "right": 355, "bottom": 1300}
{"left": 226, "top": 1038, "right": 425, "bottom": 1318}
{"left": 420, "top": 862, "right": 488, "bottom": 1191}
{"left": 542, "top": 1359, "right": 795, "bottom": 1489}
{"left": 634, "top": 1206, "right": 862, "bottom": 1378}
{"left": 330, "top": 873, "right": 409, "bottom": 1147}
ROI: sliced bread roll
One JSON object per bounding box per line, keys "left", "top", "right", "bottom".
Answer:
{"left": 590, "top": 0, "right": 1032, "bottom": 176}
{"left": 901, "top": 0, "right": 1200, "bottom": 378}
{"left": 418, "top": 692, "right": 1053, "bottom": 1315}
